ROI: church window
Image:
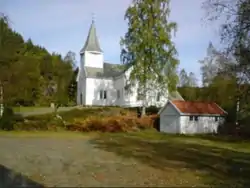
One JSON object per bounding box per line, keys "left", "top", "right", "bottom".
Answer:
{"left": 99, "top": 90, "right": 107, "bottom": 99}
{"left": 99, "top": 90, "right": 103, "bottom": 99}
{"left": 103, "top": 90, "right": 107, "bottom": 99}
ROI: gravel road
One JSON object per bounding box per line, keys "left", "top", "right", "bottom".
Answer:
{"left": 0, "top": 136, "right": 203, "bottom": 187}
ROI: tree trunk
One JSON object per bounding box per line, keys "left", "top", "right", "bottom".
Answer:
{"left": 141, "top": 106, "right": 146, "bottom": 117}
{"left": 0, "top": 82, "right": 4, "bottom": 117}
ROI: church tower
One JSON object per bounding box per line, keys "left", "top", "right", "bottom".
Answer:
{"left": 80, "top": 17, "right": 103, "bottom": 69}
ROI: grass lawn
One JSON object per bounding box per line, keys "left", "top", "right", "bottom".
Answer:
{"left": 0, "top": 131, "right": 95, "bottom": 138}
{"left": 13, "top": 106, "right": 50, "bottom": 113}
{"left": 1, "top": 130, "right": 250, "bottom": 187}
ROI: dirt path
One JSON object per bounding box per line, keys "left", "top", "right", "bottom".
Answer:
{"left": 0, "top": 135, "right": 204, "bottom": 187}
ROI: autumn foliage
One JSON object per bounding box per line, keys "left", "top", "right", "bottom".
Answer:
{"left": 66, "top": 115, "right": 158, "bottom": 133}
{"left": 11, "top": 107, "right": 159, "bottom": 132}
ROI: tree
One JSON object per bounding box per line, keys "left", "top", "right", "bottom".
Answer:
{"left": 0, "top": 15, "right": 10, "bottom": 116}
{"left": 179, "top": 69, "right": 198, "bottom": 87}
{"left": 64, "top": 51, "right": 78, "bottom": 104}
{"left": 121, "top": 0, "right": 179, "bottom": 116}
{"left": 48, "top": 54, "right": 73, "bottom": 113}
{"left": 64, "top": 51, "right": 77, "bottom": 69}
{"left": 179, "top": 69, "right": 189, "bottom": 87}
{"left": 0, "top": 16, "right": 75, "bottom": 109}
{"left": 203, "top": 0, "right": 250, "bottom": 124}
{"left": 199, "top": 42, "right": 221, "bottom": 86}
{"left": 188, "top": 72, "right": 198, "bottom": 87}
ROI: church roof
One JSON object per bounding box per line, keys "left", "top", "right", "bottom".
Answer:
{"left": 80, "top": 21, "right": 102, "bottom": 53}
{"left": 84, "top": 62, "right": 125, "bottom": 78}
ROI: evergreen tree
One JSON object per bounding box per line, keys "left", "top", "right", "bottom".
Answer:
{"left": 0, "top": 17, "right": 75, "bottom": 108}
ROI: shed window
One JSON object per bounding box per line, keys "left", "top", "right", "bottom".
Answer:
{"left": 194, "top": 116, "right": 199, "bottom": 121}
{"left": 215, "top": 116, "right": 218, "bottom": 122}
{"left": 189, "top": 116, "right": 194, "bottom": 121}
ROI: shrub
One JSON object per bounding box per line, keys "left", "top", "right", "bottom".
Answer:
{"left": 146, "top": 106, "right": 160, "bottom": 115}
{"left": 66, "top": 115, "right": 155, "bottom": 133}
{"left": 149, "top": 114, "right": 160, "bottom": 131}
{"left": 10, "top": 107, "right": 145, "bottom": 132}
{"left": 13, "top": 114, "right": 65, "bottom": 131}
{"left": 59, "top": 107, "right": 136, "bottom": 121}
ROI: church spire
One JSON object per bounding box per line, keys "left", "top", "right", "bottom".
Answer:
{"left": 80, "top": 14, "right": 102, "bottom": 54}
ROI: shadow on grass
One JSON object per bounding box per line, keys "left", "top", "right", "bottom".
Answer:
{"left": 90, "top": 133, "right": 250, "bottom": 187}
{"left": 186, "top": 133, "right": 250, "bottom": 143}
{"left": 0, "top": 164, "right": 44, "bottom": 188}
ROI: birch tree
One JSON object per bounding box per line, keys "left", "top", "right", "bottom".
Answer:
{"left": 203, "top": 0, "right": 250, "bottom": 121}
{"left": 121, "top": 0, "right": 179, "bottom": 116}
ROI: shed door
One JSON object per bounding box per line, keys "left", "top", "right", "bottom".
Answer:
{"left": 161, "top": 115, "right": 179, "bottom": 133}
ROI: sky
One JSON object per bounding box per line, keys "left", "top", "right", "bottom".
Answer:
{"left": 2, "top": 0, "right": 222, "bottom": 85}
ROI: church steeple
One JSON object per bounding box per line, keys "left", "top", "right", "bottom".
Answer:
{"left": 80, "top": 15, "right": 102, "bottom": 54}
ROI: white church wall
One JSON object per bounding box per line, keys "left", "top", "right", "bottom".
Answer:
{"left": 84, "top": 51, "right": 104, "bottom": 68}
{"left": 121, "top": 67, "right": 168, "bottom": 107}
{"left": 86, "top": 77, "right": 117, "bottom": 106}
{"left": 113, "top": 75, "right": 125, "bottom": 106}
{"left": 76, "top": 70, "right": 87, "bottom": 105}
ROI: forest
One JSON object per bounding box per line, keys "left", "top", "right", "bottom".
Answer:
{"left": 0, "top": 18, "right": 78, "bottom": 108}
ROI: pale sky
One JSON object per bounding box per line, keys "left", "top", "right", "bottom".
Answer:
{"left": 2, "top": 0, "right": 221, "bottom": 84}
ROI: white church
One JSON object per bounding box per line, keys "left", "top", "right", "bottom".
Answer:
{"left": 76, "top": 20, "right": 183, "bottom": 107}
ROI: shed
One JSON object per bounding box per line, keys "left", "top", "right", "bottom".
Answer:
{"left": 158, "top": 100, "right": 227, "bottom": 134}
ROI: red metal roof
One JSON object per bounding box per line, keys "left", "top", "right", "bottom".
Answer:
{"left": 171, "top": 100, "right": 226, "bottom": 115}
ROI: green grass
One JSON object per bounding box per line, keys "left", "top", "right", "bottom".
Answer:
{"left": 91, "top": 130, "right": 250, "bottom": 187}
{"left": 0, "top": 130, "right": 96, "bottom": 138}
{"left": 13, "top": 106, "right": 50, "bottom": 113}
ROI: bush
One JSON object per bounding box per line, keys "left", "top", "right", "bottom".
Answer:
{"left": 59, "top": 107, "right": 136, "bottom": 121}
{"left": 10, "top": 107, "right": 155, "bottom": 132}
{"left": 66, "top": 115, "right": 155, "bottom": 133}
{"left": 149, "top": 114, "right": 160, "bottom": 131}
{"left": 146, "top": 106, "right": 160, "bottom": 115}
{"left": 14, "top": 114, "right": 65, "bottom": 131}
{"left": 0, "top": 107, "right": 15, "bottom": 131}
